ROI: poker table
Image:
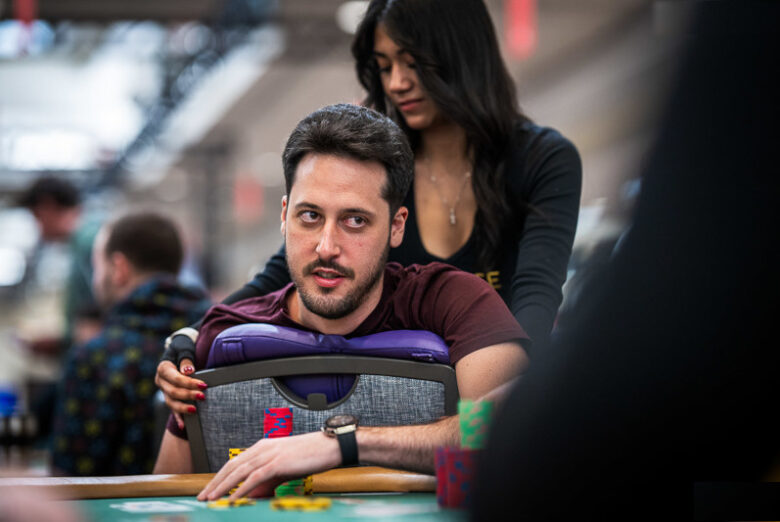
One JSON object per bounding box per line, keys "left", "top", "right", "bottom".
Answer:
{"left": 77, "top": 493, "right": 463, "bottom": 521}
{"left": 1, "top": 468, "right": 467, "bottom": 521}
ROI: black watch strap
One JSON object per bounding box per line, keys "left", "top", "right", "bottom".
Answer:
{"left": 336, "top": 430, "right": 359, "bottom": 466}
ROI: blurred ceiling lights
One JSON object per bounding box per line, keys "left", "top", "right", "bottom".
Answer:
{"left": 0, "top": 0, "right": 280, "bottom": 191}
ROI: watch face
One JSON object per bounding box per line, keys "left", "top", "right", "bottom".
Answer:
{"left": 326, "top": 414, "right": 358, "bottom": 428}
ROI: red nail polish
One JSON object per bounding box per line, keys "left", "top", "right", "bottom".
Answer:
{"left": 196, "top": 392, "right": 205, "bottom": 400}
{"left": 197, "top": 382, "right": 208, "bottom": 389}
{"left": 188, "top": 405, "right": 197, "bottom": 413}
{"left": 182, "top": 366, "right": 195, "bottom": 374}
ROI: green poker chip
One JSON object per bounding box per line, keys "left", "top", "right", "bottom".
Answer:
{"left": 458, "top": 399, "right": 494, "bottom": 449}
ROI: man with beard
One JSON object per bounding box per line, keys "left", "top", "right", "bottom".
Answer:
{"left": 50, "top": 212, "right": 210, "bottom": 475}
{"left": 153, "top": 104, "right": 529, "bottom": 500}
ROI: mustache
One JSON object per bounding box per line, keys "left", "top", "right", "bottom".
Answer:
{"left": 303, "top": 259, "right": 355, "bottom": 279}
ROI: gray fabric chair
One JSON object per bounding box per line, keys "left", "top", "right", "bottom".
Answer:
{"left": 183, "top": 355, "right": 459, "bottom": 472}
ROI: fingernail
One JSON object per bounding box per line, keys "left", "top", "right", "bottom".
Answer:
{"left": 188, "top": 405, "right": 197, "bottom": 413}
{"left": 183, "top": 366, "right": 195, "bottom": 374}
{"left": 196, "top": 392, "right": 205, "bottom": 400}
{"left": 178, "top": 422, "right": 184, "bottom": 430}
{"left": 197, "top": 382, "right": 208, "bottom": 389}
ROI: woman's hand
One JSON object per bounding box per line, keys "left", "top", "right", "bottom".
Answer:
{"left": 156, "top": 329, "right": 207, "bottom": 429}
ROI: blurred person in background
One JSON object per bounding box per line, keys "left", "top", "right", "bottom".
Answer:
{"left": 16, "top": 176, "right": 102, "bottom": 446}
{"left": 50, "top": 212, "right": 210, "bottom": 476}
{"left": 18, "top": 176, "right": 101, "bottom": 353}
{"left": 472, "top": 2, "right": 780, "bottom": 519}
{"left": 157, "top": 0, "right": 581, "bottom": 424}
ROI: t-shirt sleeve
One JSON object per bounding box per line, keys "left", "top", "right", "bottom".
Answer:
{"left": 166, "top": 413, "right": 188, "bottom": 439}
{"left": 506, "top": 128, "right": 582, "bottom": 348}
{"left": 404, "top": 265, "right": 530, "bottom": 364}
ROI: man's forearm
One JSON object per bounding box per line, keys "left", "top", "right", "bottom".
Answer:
{"left": 356, "top": 416, "right": 459, "bottom": 474}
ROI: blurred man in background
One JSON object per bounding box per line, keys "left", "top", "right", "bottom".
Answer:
{"left": 18, "top": 176, "right": 101, "bottom": 352}
{"left": 17, "top": 176, "right": 103, "bottom": 447}
{"left": 50, "top": 212, "right": 210, "bottom": 475}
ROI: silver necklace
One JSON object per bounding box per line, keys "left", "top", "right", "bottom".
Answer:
{"left": 424, "top": 158, "right": 472, "bottom": 226}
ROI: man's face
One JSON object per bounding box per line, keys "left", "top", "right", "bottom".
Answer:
{"left": 33, "top": 202, "right": 80, "bottom": 241}
{"left": 91, "top": 226, "right": 116, "bottom": 309}
{"left": 282, "top": 153, "right": 406, "bottom": 321}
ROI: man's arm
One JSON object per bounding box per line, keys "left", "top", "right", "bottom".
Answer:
{"left": 154, "top": 431, "right": 194, "bottom": 474}
{"left": 195, "top": 341, "right": 526, "bottom": 501}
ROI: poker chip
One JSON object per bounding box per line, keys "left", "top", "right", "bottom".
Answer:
{"left": 206, "top": 497, "right": 256, "bottom": 509}
{"left": 227, "top": 448, "right": 246, "bottom": 495}
{"left": 270, "top": 496, "right": 332, "bottom": 511}
{"left": 274, "top": 478, "right": 306, "bottom": 497}
{"left": 264, "top": 407, "right": 293, "bottom": 438}
{"left": 228, "top": 448, "right": 245, "bottom": 459}
{"left": 434, "top": 446, "right": 479, "bottom": 509}
{"left": 458, "top": 400, "right": 493, "bottom": 450}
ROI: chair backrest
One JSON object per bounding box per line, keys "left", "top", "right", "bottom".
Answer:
{"left": 184, "top": 325, "right": 459, "bottom": 473}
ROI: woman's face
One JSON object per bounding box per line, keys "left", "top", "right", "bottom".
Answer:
{"left": 373, "top": 24, "right": 443, "bottom": 131}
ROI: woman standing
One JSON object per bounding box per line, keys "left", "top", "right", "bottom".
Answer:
{"left": 157, "top": 0, "right": 581, "bottom": 416}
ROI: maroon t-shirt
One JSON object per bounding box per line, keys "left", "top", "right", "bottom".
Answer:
{"left": 167, "top": 262, "right": 528, "bottom": 438}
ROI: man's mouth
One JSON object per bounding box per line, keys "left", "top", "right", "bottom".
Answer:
{"left": 306, "top": 264, "right": 352, "bottom": 289}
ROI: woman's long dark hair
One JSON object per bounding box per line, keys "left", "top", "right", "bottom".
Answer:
{"left": 352, "top": 0, "right": 528, "bottom": 270}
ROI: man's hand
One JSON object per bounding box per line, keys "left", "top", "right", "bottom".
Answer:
{"left": 154, "top": 359, "right": 207, "bottom": 429}
{"left": 197, "top": 431, "right": 341, "bottom": 501}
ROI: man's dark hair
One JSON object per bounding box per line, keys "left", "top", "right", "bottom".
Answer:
{"left": 18, "top": 176, "right": 81, "bottom": 208}
{"left": 282, "top": 103, "right": 414, "bottom": 214}
{"left": 105, "top": 212, "right": 183, "bottom": 275}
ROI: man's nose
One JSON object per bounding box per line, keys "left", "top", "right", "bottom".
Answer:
{"left": 315, "top": 223, "right": 341, "bottom": 259}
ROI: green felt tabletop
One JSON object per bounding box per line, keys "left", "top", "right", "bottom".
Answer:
{"left": 73, "top": 493, "right": 468, "bottom": 521}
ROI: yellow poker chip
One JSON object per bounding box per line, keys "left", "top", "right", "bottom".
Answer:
{"left": 228, "top": 448, "right": 245, "bottom": 459}
{"left": 270, "top": 496, "right": 332, "bottom": 511}
{"left": 206, "top": 497, "right": 256, "bottom": 509}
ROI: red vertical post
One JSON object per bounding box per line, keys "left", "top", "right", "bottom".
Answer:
{"left": 505, "top": 0, "right": 537, "bottom": 61}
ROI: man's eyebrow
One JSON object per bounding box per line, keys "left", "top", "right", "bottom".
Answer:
{"left": 342, "top": 207, "right": 377, "bottom": 218}
{"left": 294, "top": 202, "right": 377, "bottom": 218}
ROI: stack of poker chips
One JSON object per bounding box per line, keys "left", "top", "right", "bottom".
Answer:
{"left": 435, "top": 399, "right": 494, "bottom": 509}
{"left": 228, "top": 407, "right": 295, "bottom": 496}
{"left": 263, "top": 407, "right": 293, "bottom": 438}
{"left": 260, "top": 407, "right": 307, "bottom": 497}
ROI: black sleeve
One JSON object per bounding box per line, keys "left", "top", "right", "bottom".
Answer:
{"left": 241, "top": 242, "right": 291, "bottom": 298}
{"left": 506, "top": 128, "right": 582, "bottom": 347}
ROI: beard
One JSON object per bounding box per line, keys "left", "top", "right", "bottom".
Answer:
{"left": 288, "top": 241, "right": 390, "bottom": 320}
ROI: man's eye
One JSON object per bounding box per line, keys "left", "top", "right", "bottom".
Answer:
{"left": 300, "top": 211, "right": 319, "bottom": 223}
{"left": 345, "top": 216, "right": 367, "bottom": 228}
{"left": 376, "top": 61, "right": 391, "bottom": 73}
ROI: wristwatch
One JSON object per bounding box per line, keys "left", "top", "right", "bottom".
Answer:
{"left": 322, "top": 414, "right": 359, "bottom": 466}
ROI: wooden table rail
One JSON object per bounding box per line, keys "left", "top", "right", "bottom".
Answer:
{"left": 0, "top": 467, "right": 436, "bottom": 499}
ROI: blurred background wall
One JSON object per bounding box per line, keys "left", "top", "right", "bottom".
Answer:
{"left": 0, "top": 0, "right": 687, "bottom": 414}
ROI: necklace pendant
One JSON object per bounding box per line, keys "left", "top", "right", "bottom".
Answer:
{"left": 449, "top": 209, "right": 456, "bottom": 225}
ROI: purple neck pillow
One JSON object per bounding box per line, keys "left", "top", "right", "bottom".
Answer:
{"left": 206, "top": 324, "right": 451, "bottom": 404}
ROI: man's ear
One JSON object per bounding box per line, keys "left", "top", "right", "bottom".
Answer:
{"left": 280, "top": 195, "right": 288, "bottom": 236}
{"left": 109, "top": 252, "right": 133, "bottom": 289}
{"left": 390, "top": 206, "right": 408, "bottom": 248}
